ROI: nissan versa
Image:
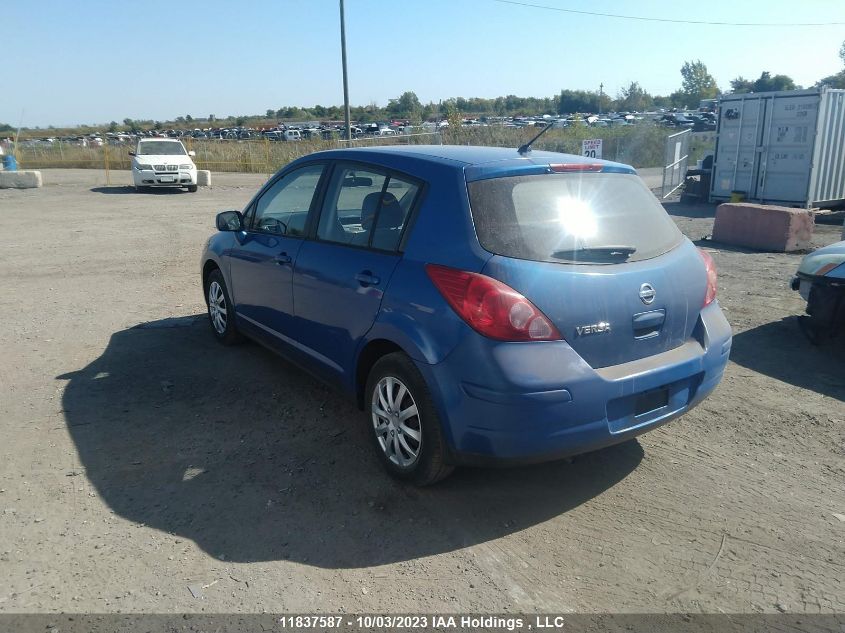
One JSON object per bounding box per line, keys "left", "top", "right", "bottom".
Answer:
{"left": 201, "top": 145, "right": 732, "bottom": 485}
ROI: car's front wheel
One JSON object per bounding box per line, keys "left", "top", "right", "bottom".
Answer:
{"left": 205, "top": 269, "right": 242, "bottom": 345}
{"left": 188, "top": 185, "right": 198, "bottom": 193}
{"left": 365, "top": 352, "right": 454, "bottom": 485}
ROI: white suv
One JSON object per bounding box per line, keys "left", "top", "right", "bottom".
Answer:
{"left": 130, "top": 139, "right": 198, "bottom": 192}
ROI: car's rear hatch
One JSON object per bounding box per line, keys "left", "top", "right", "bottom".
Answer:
{"left": 468, "top": 170, "right": 707, "bottom": 369}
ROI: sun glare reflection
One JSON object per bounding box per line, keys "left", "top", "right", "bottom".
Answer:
{"left": 556, "top": 197, "right": 597, "bottom": 238}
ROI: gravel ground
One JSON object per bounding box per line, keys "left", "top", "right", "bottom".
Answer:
{"left": 0, "top": 169, "right": 842, "bottom": 615}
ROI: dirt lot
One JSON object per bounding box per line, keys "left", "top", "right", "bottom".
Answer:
{"left": 0, "top": 169, "right": 843, "bottom": 615}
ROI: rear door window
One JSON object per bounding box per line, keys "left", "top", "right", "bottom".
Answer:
{"left": 467, "top": 173, "right": 682, "bottom": 264}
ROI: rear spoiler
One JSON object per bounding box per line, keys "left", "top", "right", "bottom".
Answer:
{"left": 464, "top": 160, "right": 636, "bottom": 182}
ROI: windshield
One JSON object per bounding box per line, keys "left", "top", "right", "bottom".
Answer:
{"left": 467, "top": 173, "right": 683, "bottom": 264}
{"left": 137, "top": 141, "right": 186, "bottom": 156}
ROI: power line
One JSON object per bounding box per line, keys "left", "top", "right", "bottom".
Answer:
{"left": 491, "top": 0, "right": 845, "bottom": 26}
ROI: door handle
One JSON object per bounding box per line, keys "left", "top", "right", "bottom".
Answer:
{"left": 355, "top": 271, "right": 380, "bottom": 286}
{"left": 274, "top": 253, "right": 292, "bottom": 265}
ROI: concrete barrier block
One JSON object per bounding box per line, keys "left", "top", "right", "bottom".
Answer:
{"left": 0, "top": 170, "right": 42, "bottom": 189}
{"left": 712, "top": 203, "right": 814, "bottom": 252}
{"left": 196, "top": 170, "right": 211, "bottom": 187}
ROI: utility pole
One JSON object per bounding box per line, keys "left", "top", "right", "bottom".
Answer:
{"left": 339, "top": 0, "right": 352, "bottom": 143}
{"left": 599, "top": 83, "right": 604, "bottom": 115}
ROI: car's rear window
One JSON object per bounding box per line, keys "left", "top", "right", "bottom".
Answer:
{"left": 467, "top": 173, "right": 683, "bottom": 264}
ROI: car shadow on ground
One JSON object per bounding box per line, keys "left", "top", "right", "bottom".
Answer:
{"left": 692, "top": 237, "right": 782, "bottom": 256}
{"left": 90, "top": 186, "right": 189, "bottom": 195}
{"left": 663, "top": 201, "right": 719, "bottom": 220}
{"left": 57, "top": 315, "right": 643, "bottom": 567}
{"left": 730, "top": 316, "right": 845, "bottom": 401}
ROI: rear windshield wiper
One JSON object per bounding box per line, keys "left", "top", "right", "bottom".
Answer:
{"left": 550, "top": 245, "right": 637, "bottom": 261}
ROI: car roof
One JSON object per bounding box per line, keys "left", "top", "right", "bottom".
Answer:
{"left": 304, "top": 145, "right": 636, "bottom": 181}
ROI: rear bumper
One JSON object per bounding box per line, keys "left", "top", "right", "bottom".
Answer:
{"left": 417, "top": 302, "right": 732, "bottom": 465}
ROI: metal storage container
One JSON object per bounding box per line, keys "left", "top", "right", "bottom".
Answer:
{"left": 710, "top": 88, "right": 845, "bottom": 208}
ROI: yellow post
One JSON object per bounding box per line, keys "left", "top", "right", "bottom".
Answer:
{"left": 103, "top": 139, "right": 111, "bottom": 186}
{"left": 265, "top": 136, "right": 270, "bottom": 173}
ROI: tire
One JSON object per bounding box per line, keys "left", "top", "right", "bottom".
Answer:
{"left": 205, "top": 269, "right": 243, "bottom": 345}
{"left": 365, "top": 352, "right": 454, "bottom": 485}
{"left": 188, "top": 185, "right": 198, "bottom": 193}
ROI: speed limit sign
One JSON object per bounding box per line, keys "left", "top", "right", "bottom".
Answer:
{"left": 582, "top": 139, "right": 602, "bottom": 159}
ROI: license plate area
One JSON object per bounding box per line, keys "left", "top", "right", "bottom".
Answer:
{"left": 606, "top": 372, "right": 703, "bottom": 434}
{"left": 634, "top": 388, "right": 669, "bottom": 417}
{"left": 158, "top": 176, "right": 175, "bottom": 183}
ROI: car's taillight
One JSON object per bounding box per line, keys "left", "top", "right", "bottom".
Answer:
{"left": 698, "top": 248, "right": 717, "bottom": 306}
{"left": 425, "top": 264, "right": 562, "bottom": 341}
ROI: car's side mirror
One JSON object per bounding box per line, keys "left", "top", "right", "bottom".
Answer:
{"left": 128, "top": 151, "right": 136, "bottom": 156}
{"left": 216, "top": 210, "right": 244, "bottom": 232}
{"left": 188, "top": 150, "right": 196, "bottom": 157}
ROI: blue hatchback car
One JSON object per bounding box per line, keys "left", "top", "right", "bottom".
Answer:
{"left": 201, "top": 145, "right": 731, "bottom": 484}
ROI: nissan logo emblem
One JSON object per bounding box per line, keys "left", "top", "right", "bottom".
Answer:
{"left": 639, "top": 283, "right": 656, "bottom": 305}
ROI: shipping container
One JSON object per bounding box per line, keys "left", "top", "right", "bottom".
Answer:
{"left": 710, "top": 88, "right": 845, "bottom": 208}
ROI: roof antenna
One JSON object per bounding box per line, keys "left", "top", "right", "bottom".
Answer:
{"left": 517, "top": 121, "right": 554, "bottom": 155}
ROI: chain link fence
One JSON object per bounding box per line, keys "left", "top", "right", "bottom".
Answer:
{"left": 10, "top": 125, "right": 713, "bottom": 182}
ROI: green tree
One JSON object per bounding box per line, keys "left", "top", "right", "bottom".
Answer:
{"left": 443, "top": 100, "right": 462, "bottom": 128}
{"left": 680, "top": 60, "right": 719, "bottom": 103}
{"left": 729, "top": 76, "right": 754, "bottom": 93}
{"left": 818, "top": 71, "right": 845, "bottom": 88}
{"left": 235, "top": 116, "right": 246, "bottom": 126}
{"left": 558, "top": 89, "right": 603, "bottom": 114}
{"left": 617, "top": 82, "right": 652, "bottom": 112}
{"left": 386, "top": 91, "right": 422, "bottom": 119}
{"left": 732, "top": 71, "right": 797, "bottom": 93}
{"left": 208, "top": 114, "right": 215, "bottom": 122}
{"left": 185, "top": 114, "right": 193, "bottom": 123}
{"left": 108, "top": 121, "right": 118, "bottom": 132}
{"left": 266, "top": 109, "right": 275, "bottom": 118}
{"left": 760, "top": 72, "right": 797, "bottom": 91}
{"left": 816, "top": 40, "right": 845, "bottom": 88}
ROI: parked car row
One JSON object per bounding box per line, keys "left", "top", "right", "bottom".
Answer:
{"left": 18, "top": 108, "right": 720, "bottom": 149}
{"left": 656, "top": 112, "right": 717, "bottom": 131}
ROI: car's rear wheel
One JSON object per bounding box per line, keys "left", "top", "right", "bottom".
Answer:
{"left": 205, "top": 269, "right": 242, "bottom": 345}
{"left": 365, "top": 352, "right": 454, "bottom": 485}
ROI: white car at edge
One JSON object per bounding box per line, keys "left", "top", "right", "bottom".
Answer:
{"left": 129, "top": 138, "right": 198, "bottom": 192}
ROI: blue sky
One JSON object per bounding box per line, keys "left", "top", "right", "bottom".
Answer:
{"left": 4, "top": 0, "right": 845, "bottom": 127}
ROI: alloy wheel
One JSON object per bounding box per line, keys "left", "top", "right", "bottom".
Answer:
{"left": 371, "top": 376, "right": 422, "bottom": 468}
{"left": 208, "top": 280, "right": 227, "bottom": 334}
